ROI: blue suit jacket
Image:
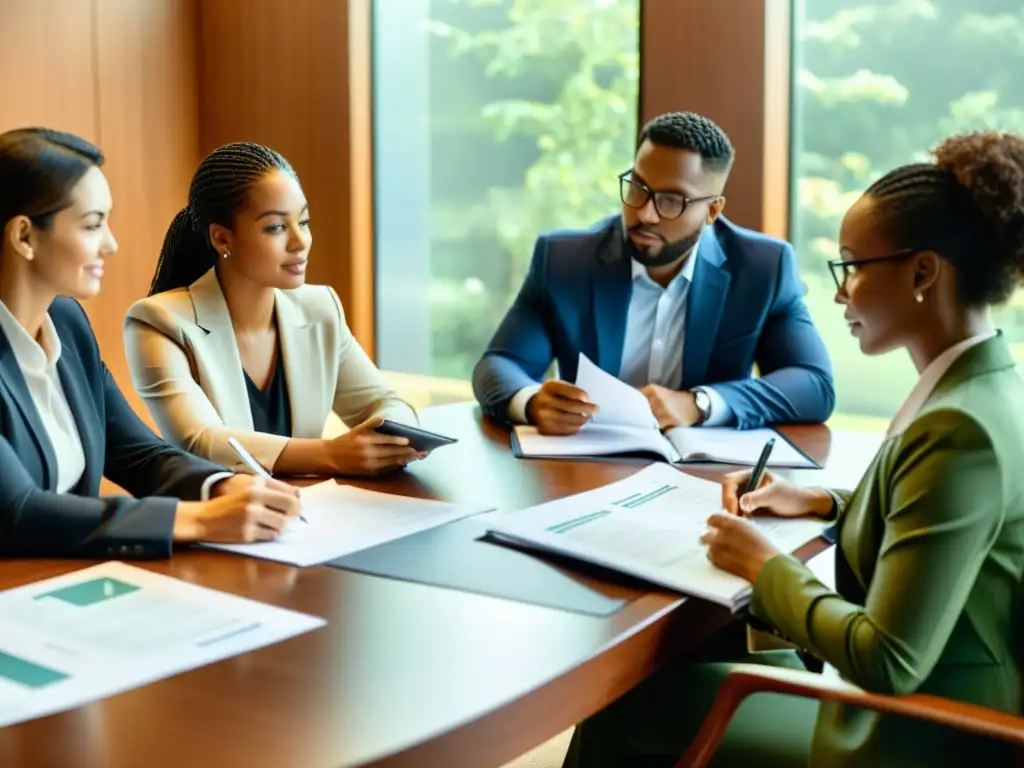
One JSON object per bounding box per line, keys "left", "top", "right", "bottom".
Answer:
{"left": 473, "top": 216, "right": 835, "bottom": 428}
{"left": 0, "top": 298, "right": 227, "bottom": 559}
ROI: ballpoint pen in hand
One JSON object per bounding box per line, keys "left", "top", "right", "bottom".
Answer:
{"left": 743, "top": 437, "right": 776, "bottom": 500}
{"left": 227, "top": 437, "right": 307, "bottom": 523}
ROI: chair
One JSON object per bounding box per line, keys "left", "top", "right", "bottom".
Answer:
{"left": 674, "top": 663, "right": 1024, "bottom": 768}
{"left": 500, "top": 729, "right": 572, "bottom": 768}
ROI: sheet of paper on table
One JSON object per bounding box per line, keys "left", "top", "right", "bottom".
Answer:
{"left": 203, "top": 480, "right": 493, "bottom": 567}
{"left": 0, "top": 561, "right": 325, "bottom": 728}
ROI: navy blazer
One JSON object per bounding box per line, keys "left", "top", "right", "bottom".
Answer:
{"left": 473, "top": 216, "right": 835, "bottom": 428}
{"left": 0, "top": 298, "right": 227, "bottom": 559}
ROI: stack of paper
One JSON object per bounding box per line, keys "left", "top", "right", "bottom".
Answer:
{"left": 486, "top": 464, "right": 829, "bottom": 610}
{"left": 203, "top": 481, "right": 492, "bottom": 567}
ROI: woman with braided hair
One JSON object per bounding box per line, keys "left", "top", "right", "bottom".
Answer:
{"left": 563, "top": 131, "right": 1024, "bottom": 767}
{"left": 125, "top": 143, "right": 421, "bottom": 477}
{"left": 0, "top": 128, "right": 302, "bottom": 558}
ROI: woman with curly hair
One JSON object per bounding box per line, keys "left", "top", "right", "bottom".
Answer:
{"left": 564, "top": 131, "right": 1024, "bottom": 767}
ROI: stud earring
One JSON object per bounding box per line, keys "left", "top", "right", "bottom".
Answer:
{"left": 915, "top": 293, "right": 924, "bottom": 304}
{"left": 222, "top": 251, "right": 230, "bottom": 259}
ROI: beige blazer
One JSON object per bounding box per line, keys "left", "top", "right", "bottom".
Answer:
{"left": 123, "top": 267, "right": 417, "bottom": 473}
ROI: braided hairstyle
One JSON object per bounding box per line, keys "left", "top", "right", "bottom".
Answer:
{"left": 149, "top": 142, "right": 294, "bottom": 295}
{"left": 0, "top": 128, "right": 104, "bottom": 234}
{"left": 864, "top": 131, "right": 1024, "bottom": 306}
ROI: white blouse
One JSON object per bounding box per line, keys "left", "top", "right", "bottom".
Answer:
{"left": 0, "top": 301, "right": 86, "bottom": 493}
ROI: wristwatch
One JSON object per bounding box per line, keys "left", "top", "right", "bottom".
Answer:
{"left": 691, "top": 388, "right": 712, "bottom": 426}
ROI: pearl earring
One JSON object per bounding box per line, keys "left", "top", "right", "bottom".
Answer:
{"left": 222, "top": 251, "right": 230, "bottom": 259}
{"left": 915, "top": 293, "right": 924, "bottom": 304}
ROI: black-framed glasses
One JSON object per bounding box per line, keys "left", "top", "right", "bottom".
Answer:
{"left": 618, "top": 171, "right": 720, "bottom": 220}
{"left": 827, "top": 248, "right": 919, "bottom": 291}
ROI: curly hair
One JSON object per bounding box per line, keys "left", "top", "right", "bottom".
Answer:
{"left": 148, "top": 142, "right": 295, "bottom": 295}
{"left": 638, "top": 111, "right": 735, "bottom": 174}
{"left": 865, "top": 131, "right": 1024, "bottom": 306}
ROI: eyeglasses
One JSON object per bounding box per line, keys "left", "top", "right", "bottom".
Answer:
{"left": 827, "top": 248, "right": 920, "bottom": 291}
{"left": 618, "top": 171, "right": 720, "bottom": 220}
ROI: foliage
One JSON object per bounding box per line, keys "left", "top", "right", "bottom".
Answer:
{"left": 425, "top": 0, "right": 639, "bottom": 377}
{"left": 795, "top": 0, "right": 1024, "bottom": 416}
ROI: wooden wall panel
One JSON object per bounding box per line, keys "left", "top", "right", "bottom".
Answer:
{"left": 0, "top": 0, "right": 97, "bottom": 140}
{"left": 640, "top": 0, "right": 792, "bottom": 238}
{"left": 89, "top": 0, "right": 201, "bottom": 405}
{"left": 197, "top": 0, "right": 375, "bottom": 354}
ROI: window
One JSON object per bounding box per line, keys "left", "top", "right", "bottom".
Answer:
{"left": 373, "top": 0, "right": 640, "bottom": 380}
{"left": 791, "top": 0, "right": 1024, "bottom": 431}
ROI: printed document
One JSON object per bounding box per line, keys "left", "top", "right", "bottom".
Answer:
{"left": 513, "top": 354, "right": 816, "bottom": 468}
{"left": 487, "top": 464, "right": 828, "bottom": 609}
{"left": 204, "top": 481, "right": 491, "bottom": 567}
{"left": 0, "top": 561, "right": 324, "bottom": 728}
{"left": 576, "top": 352, "right": 659, "bottom": 429}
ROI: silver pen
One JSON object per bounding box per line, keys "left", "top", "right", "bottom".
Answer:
{"left": 227, "top": 437, "right": 307, "bottom": 523}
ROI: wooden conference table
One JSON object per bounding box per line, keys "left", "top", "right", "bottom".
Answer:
{"left": 0, "top": 403, "right": 881, "bottom": 768}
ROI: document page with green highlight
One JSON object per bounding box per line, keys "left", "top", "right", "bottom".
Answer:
{"left": 487, "top": 464, "right": 828, "bottom": 610}
{"left": 0, "top": 561, "right": 325, "bottom": 728}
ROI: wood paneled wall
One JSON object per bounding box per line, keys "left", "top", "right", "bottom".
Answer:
{"left": 640, "top": 0, "right": 792, "bottom": 239}
{"left": 0, "top": 0, "right": 200, "bottom": 409}
{"left": 196, "top": 0, "right": 375, "bottom": 353}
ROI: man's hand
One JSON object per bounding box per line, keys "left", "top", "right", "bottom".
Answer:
{"left": 525, "top": 380, "right": 599, "bottom": 436}
{"left": 640, "top": 384, "right": 701, "bottom": 430}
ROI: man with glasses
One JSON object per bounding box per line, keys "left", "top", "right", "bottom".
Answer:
{"left": 472, "top": 111, "right": 834, "bottom": 432}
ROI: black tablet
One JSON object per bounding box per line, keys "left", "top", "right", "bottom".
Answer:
{"left": 373, "top": 420, "right": 458, "bottom": 452}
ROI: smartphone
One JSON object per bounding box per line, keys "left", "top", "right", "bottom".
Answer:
{"left": 373, "top": 420, "right": 458, "bottom": 453}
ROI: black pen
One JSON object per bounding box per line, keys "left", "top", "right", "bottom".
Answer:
{"left": 227, "top": 437, "right": 307, "bottom": 524}
{"left": 743, "top": 437, "right": 776, "bottom": 497}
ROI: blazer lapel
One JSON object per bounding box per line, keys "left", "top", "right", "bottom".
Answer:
{"left": 681, "top": 227, "right": 731, "bottom": 389}
{"left": 55, "top": 347, "right": 103, "bottom": 494}
{"left": 0, "top": 337, "right": 58, "bottom": 490}
{"left": 592, "top": 225, "right": 632, "bottom": 375}
{"left": 275, "top": 290, "right": 324, "bottom": 437}
{"left": 189, "top": 269, "right": 254, "bottom": 430}
{"left": 928, "top": 332, "right": 1015, "bottom": 401}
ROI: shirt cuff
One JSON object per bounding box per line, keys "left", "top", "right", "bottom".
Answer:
{"left": 507, "top": 384, "right": 543, "bottom": 424}
{"left": 698, "top": 386, "right": 734, "bottom": 427}
{"left": 200, "top": 472, "right": 235, "bottom": 501}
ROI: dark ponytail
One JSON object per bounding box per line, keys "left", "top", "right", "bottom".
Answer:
{"left": 148, "top": 142, "right": 294, "bottom": 296}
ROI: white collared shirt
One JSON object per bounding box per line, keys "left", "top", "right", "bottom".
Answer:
{"left": 887, "top": 330, "right": 997, "bottom": 438}
{"left": 508, "top": 244, "right": 731, "bottom": 425}
{"left": 0, "top": 301, "right": 86, "bottom": 493}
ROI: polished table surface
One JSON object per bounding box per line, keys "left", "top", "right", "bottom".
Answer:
{"left": 0, "top": 404, "right": 881, "bottom": 768}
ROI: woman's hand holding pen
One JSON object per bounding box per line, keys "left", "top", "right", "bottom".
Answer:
{"left": 173, "top": 476, "right": 302, "bottom": 544}
{"left": 702, "top": 471, "right": 835, "bottom": 583}
{"left": 720, "top": 470, "right": 832, "bottom": 519}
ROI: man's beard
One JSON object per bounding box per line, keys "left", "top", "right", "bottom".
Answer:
{"left": 624, "top": 224, "right": 702, "bottom": 268}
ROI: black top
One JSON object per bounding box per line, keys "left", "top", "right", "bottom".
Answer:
{"left": 243, "top": 348, "right": 292, "bottom": 438}
{"left": 0, "top": 297, "right": 224, "bottom": 559}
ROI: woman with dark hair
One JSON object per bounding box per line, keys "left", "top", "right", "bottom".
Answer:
{"left": 0, "top": 128, "right": 300, "bottom": 559}
{"left": 124, "top": 143, "right": 421, "bottom": 477}
{"left": 564, "top": 131, "right": 1024, "bottom": 766}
